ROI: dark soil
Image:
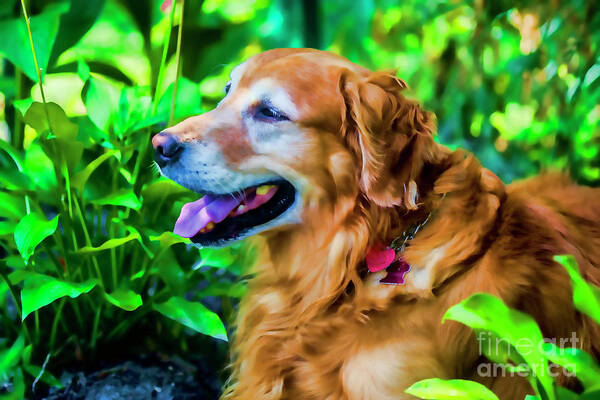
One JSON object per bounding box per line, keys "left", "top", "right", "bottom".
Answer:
{"left": 40, "top": 355, "right": 221, "bottom": 400}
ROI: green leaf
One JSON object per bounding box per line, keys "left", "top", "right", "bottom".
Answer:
{"left": 405, "top": 378, "right": 499, "bottom": 400}
{"left": 23, "top": 142, "right": 57, "bottom": 194}
{"left": 0, "top": 192, "right": 26, "bottom": 220}
{"left": 0, "top": 168, "right": 33, "bottom": 190}
{"left": 142, "top": 179, "right": 193, "bottom": 205}
{"left": 24, "top": 102, "right": 78, "bottom": 140}
{"left": 24, "top": 102, "right": 83, "bottom": 172}
{"left": 77, "top": 233, "right": 139, "bottom": 253}
{"left": 21, "top": 273, "right": 98, "bottom": 320}
{"left": 153, "top": 296, "right": 227, "bottom": 341}
{"left": 156, "top": 249, "right": 186, "bottom": 296}
{"left": 541, "top": 342, "right": 600, "bottom": 389}
{"left": 149, "top": 231, "right": 189, "bottom": 247}
{"left": 14, "top": 213, "right": 59, "bottom": 264}
{"left": 71, "top": 149, "right": 120, "bottom": 191}
{"left": 0, "top": 2, "right": 69, "bottom": 81}
{"left": 443, "top": 293, "right": 555, "bottom": 400}
{"left": 194, "top": 247, "right": 237, "bottom": 270}
{"left": 0, "top": 336, "right": 25, "bottom": 376}
{"left": 554, "top": 255, "right": 600, "bottom": 325}
{"left": 57, "top": 0, "right": 150, "bottom": 85}
{"left": 77, "top": 59, "right": 91, "bottom": 82}
{"left": 103, "top": 289, "right": 142, "bottom": 311}
{"left": 12, "top": 98, "right": 34, "bottom": 117}
{"left": 91, "top": 189, "right": 142, "bottom": 210}
{"left": 84, "top": 74, "right": 122, "bottom": 132}
{"left": 157, "top": 78, "right": 203, "bottom": 120}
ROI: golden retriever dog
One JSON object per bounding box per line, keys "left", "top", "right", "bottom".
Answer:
{"left": 152, "top": 48, "right": 600, "bottom": 400}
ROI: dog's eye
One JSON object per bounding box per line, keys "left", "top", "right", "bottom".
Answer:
{"left": 256, "top": 106, "right": 289, "bottom": 122}
{"left": 224, "top": 81, "right": 232, "bottom": 94}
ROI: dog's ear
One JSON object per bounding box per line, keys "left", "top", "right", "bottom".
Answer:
{"left": 340, "top": 70, "right": 438, "bottom": 208}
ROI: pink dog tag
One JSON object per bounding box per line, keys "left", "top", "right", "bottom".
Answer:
{"left": 365, "top": 243, "right": 396, "bottom": 272}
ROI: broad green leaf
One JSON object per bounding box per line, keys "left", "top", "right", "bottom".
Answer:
{"left": 49, "top": 0, "right": 106, "bottom": 66}
{"left": 153, "top": 296, "right": 227, "bottom": 341}
{"left": 84, "top": 74, "right": 122, "bottom": 132}
{"left": 405, "top": 378, "right": 499, "bottom": 400}
{"left": 77, "top": 233, "right": 139, "bottom": 253}
{"left": 0, "top": 2, "right": 69, "bottom": 81}
{"left": 57, "top": 0, "right": 150, "bottom": 85}
{"left": 103, "top": 289, "right": 142, "bottom": 311}
{"left": 77, "top": 59, "right": 90, "bottom": 82}
{"left": 114, "top": 85, "right": 152, "bottom": 137}
{"left": 156, "top": 249, "right": 186, "bottom": 296}
{"left": 471, "top": 329, "right": 527, "bottom": 373}
{"left": 91, "top": 189, "right": 142, "bottom": 210}
{"left": 194, "top": 247, "right": 237, "bottom": 270}
{"left": 12, "top": 98, "right": 34, "bottom": 117}
{"left": 0, "top": 192, "right": 26, "bottom": 220}
{"left": 541, "top": 342, "right": 600, "bottom": 389}
{"left": 71, "top": 149, "right": 120, "bottom": 191}
{"left": 14, "top": 213, "right": 59, "bottom": 264}
{"left": 21, "top": 273, "right": 98, "bottom": 320}
{"left": 24, "top": 102, "right": 83, "bottom": 171}
{"left": 554, "top": 255, "right": 600, "bottom": 325}
{"left": 156, "top": 78, "right": 203, "bottom": 120}
{"left": 142, "top": 179, "right": 194, "bottom": 205}
{"left": 0, "top": 168, "right": 33, "bottom": 190}
{"left": 0, "top": 336, "right": 25, "bottom": 376}
{"left": 23, "top": 143, "right": 57, "bottom": 193}
{"left": 443, "top": 293, "right": 555, "bottom": 400}
{"left": 23, "top": 102, "right": 78, "bottom": 140}
{"left": 149, "top": 231, "right": 189, "bottom": 247}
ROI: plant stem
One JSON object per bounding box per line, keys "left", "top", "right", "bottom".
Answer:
{"left": 13, "top": 70, "right": 24, "bottom": 151}
{"left": 90, "top": 303, "right": 102, "bottom": 352}
{"left": 73, "top": 195, "right": 103, "bottom": 286}
{"left": 169, "top": 0, "right": 185, "bottom": 126}
{"left": 0, "top": 266, "right": 32, "bottom": 343}
{"left": 49, "top": 298, "right": 66, "bottom": 350}
{"left": 152, "top": 1, "right": 177, "bottom": 115}
{"left": 20, "top": 0, "right": 51, "bottom": 125}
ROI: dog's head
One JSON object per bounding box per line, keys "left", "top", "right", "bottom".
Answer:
{"left": 153, "top": 48, "right": 437, "bottom": 247}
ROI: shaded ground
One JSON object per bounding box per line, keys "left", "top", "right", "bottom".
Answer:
{"left": 40, "top": 355, "right": 221, "bottom": 400}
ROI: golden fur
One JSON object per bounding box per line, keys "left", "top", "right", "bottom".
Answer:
{"left": 163, "top": 49, "right": 600, "bottom": 400}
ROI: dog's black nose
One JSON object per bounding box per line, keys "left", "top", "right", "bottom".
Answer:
{"left": 152, "top": 132, "right": 182, "bottom": 167}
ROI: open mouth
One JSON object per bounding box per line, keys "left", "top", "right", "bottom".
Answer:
{"left": 173, "top": 180, "right": 296, "bottom": 245}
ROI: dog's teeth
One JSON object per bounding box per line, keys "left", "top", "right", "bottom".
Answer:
{"left": 205, "top": 222, "right": 215, "bottom": 231}
{"left": 237, "top": 204, "right": 246, "bottom": 213}
{"left": 256, "top": 185, "right": 275, "bottom": 195}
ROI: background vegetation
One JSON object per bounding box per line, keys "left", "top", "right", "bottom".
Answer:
{"left": 0, "top": 0, "right": 598, "bottom": 398}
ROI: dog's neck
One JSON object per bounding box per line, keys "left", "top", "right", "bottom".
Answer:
{"left": 252, "top": 148, "right": 506, "bottom": 319}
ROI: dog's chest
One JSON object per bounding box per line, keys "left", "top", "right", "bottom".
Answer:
{"left": 278, "top": 305, "right": 444, "bottom": 400}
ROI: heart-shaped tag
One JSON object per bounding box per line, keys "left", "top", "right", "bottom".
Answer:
{"left": 365, "top": 243, "right": 396, "bottom": 272}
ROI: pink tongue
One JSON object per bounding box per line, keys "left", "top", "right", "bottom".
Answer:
{"left": 173, "top": 195, "right": 241, "bottom": 238}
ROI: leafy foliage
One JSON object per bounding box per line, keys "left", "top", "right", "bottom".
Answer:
{"left": 407, "top": 256, "right": 600, "bottom": 400}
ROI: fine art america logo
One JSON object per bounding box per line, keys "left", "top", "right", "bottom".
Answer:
{"left": 476, "top": 331, "right": 581, "bottom": 377}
